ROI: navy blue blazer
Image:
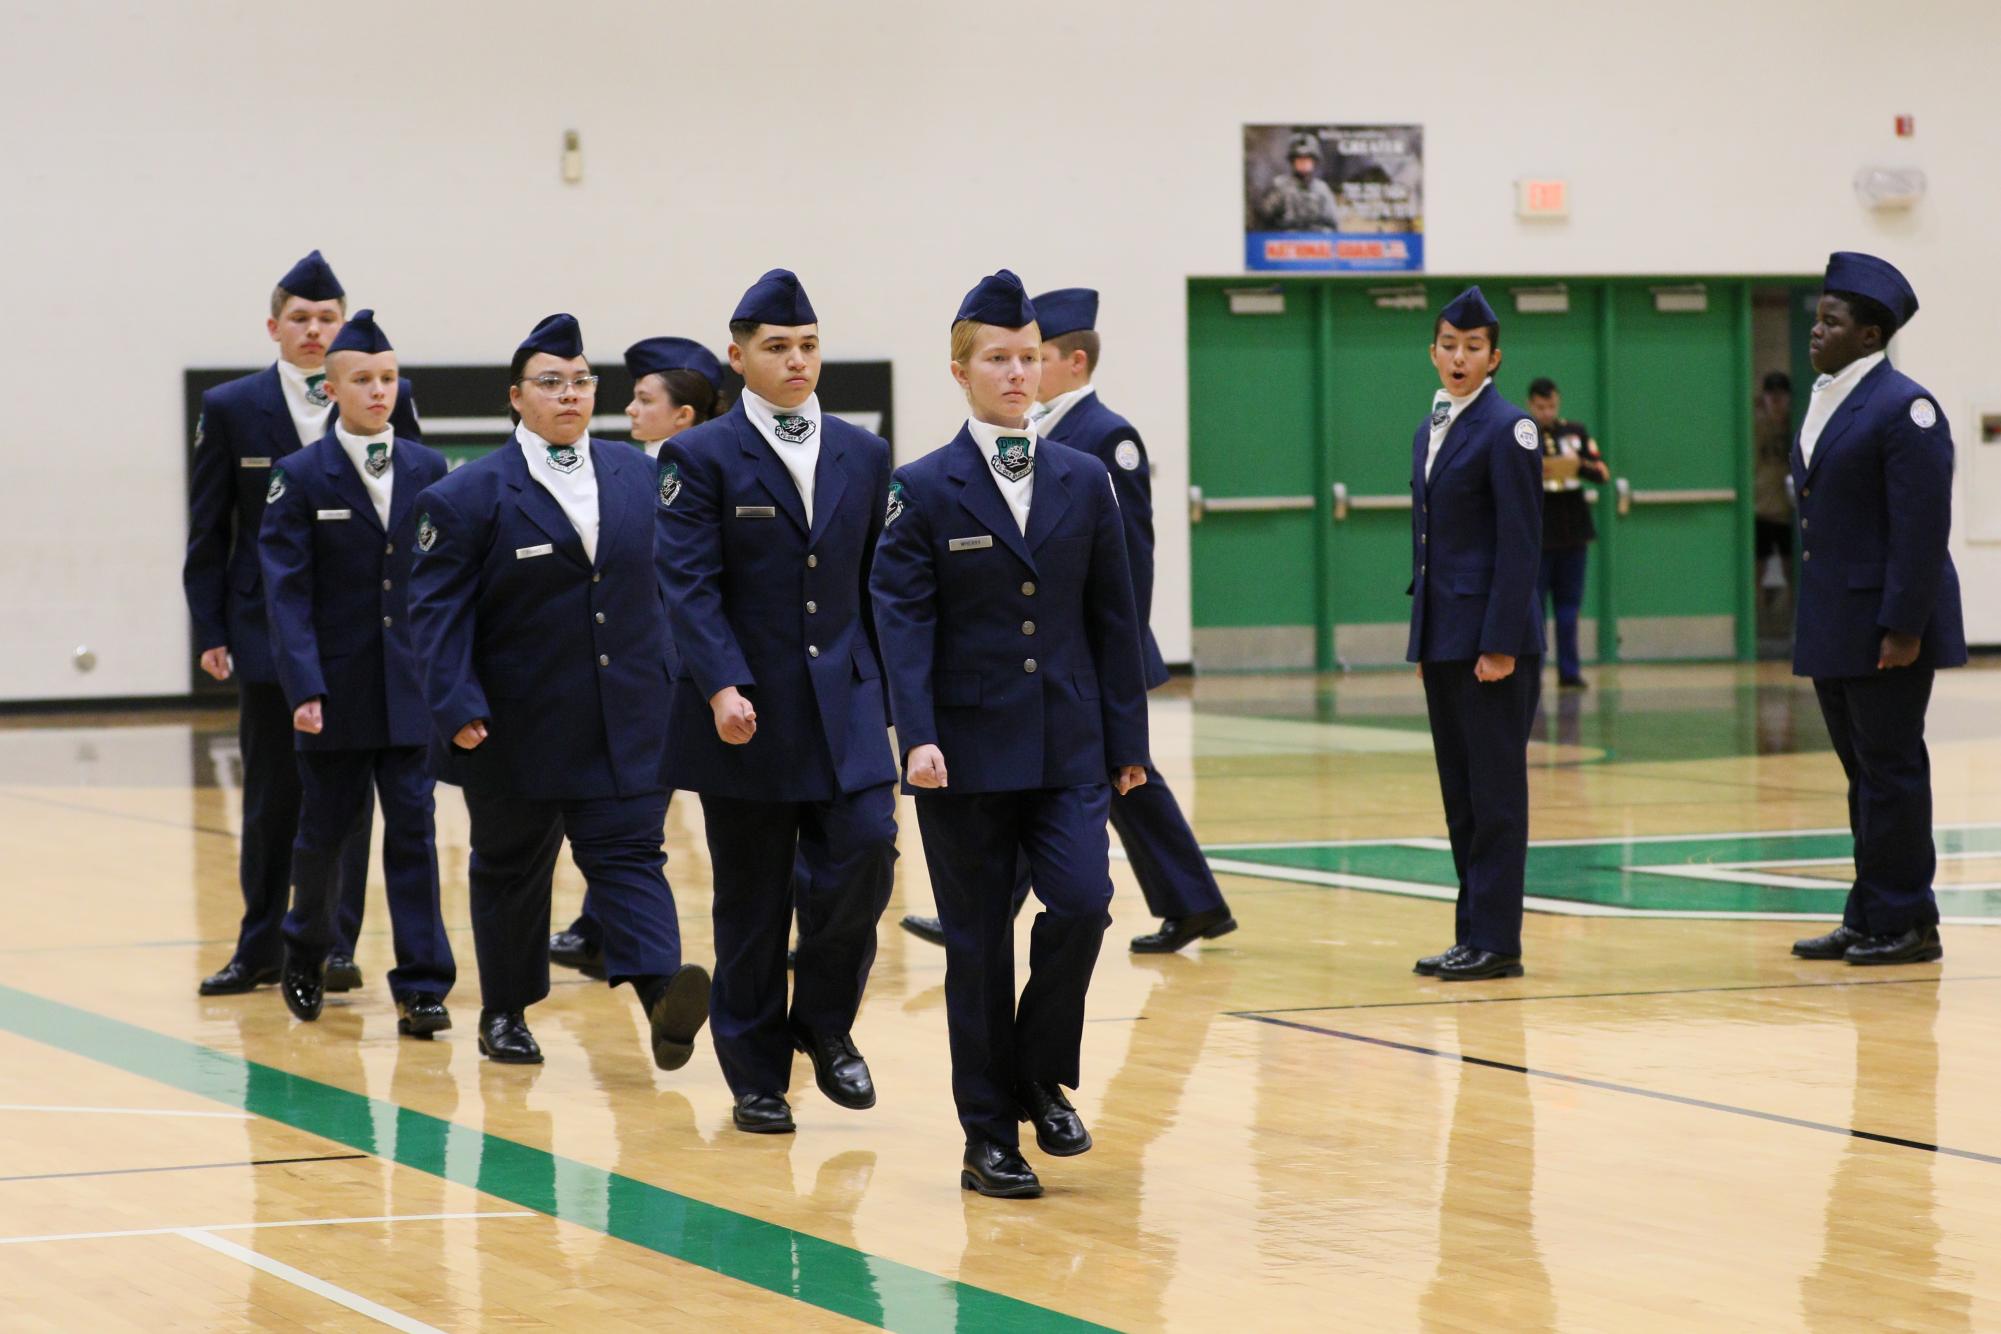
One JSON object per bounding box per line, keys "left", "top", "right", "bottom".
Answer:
{"left": 1791, "top": 358, "right": 1967, "bottom": 679}
{"left": 258, "top": 432, "right": 445, "bottom": 751}
{"left": 183, "top": 364, "right": 420, "bottom": 683}
{"left": 406, "top": 438, "right": 670, "bottom": 800}
{"left": 1041, "top": 391, "right": 1170, "bottom": 689}
{"left": 1406, "top": 386, "right": 1545, "bottom": 663}
{"left": 656, "top": 406, "right": 897, "bottom": 802}
{"left": 870, "top": 428, "right": 1150, "bottom": 796}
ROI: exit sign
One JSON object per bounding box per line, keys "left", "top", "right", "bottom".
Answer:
{"left": 1516, "top": 179, "right": 1569, "bottom": 219}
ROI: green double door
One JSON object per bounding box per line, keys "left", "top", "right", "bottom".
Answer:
{"left": 1188, "top": 275, "right": 1802, "bottom": 671}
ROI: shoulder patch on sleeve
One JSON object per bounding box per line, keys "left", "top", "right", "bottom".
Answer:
{"left": 1513, "top": 419, "right": 1539, "bottom": 450}
{"left": 1114, "top": 439, "right": 1142, "bottom": 472}
{"left": 416, "top": 512, "right": 438, "bottom": 552}
{"left": 657, "top": 461, "right": 682, "bottom": 508}
{"left": 1910, "top": 398, "right": 1937, "bottom": 429}
{"left": 193, "top": 413, "right": 204, "bottom": 450}
{"left": 265, "top": 468, "right": 286, "bottom": 503}
{"left": 885, "top": 480, "right": 906, "bottom": 525}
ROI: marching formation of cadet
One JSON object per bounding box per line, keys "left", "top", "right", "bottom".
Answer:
{"left": 184, "top": 247, "right": 1959, "bottom": 1194}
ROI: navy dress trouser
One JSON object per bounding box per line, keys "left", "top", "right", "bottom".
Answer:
{"left": 1421, "top": 657, "right": 1542, "bottom": 957}
{"left": 915, "top": 783, "right": 1114, "bottom": 1148}
{"left": 234, "top": 679, "right": 368, "bottom": 968}
{"left": 1537, "top": 548, "right": 1589, "bottom": 682}
{"left": 1108, "top": 766, "right": 1227, "bottom": 920}
{"left": 463, "top": 789, "right": 681, "bottom": 1012}
{"left": 282, "top": 746, "right": 454, "bottom": 999}
{"left": 699, "top": 785, "right": 898, "bottom": 1097}
{"left": 1813, "top": 668, "right": 1940, "bottom": 935}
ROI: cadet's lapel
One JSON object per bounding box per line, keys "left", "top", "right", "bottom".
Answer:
{"left": 1411, "top": 423, "right": 1428, "bottom": 494}
{"left": 806, "top": 423, "right": 850, "bottom": 546}
{"left": 733, "top": 409, "right": 809, "bottom": 535}
{"left": 1424, "top": 388, "right": 1488, "bottom": 494}
{"left": 1023, "top": 443, "right": 1074, "bottom": 551}
{"left": 255, "top": 365, "right": 299, "bottom": 458}
{"left": 947, "top": 428, "right": 1035, "bottom": 570}
{"left": 387, "top": 442, "right": 422, "bottom": 535}
{"left": 1803, "top": 359, "right": 1891, "bottom": 485}
{"left": 320, "top": 435, "right": 384, "bottom": 532}
{"left": 502, "top": 441, "right": 591, "bottom": 568}
{"left": 591, "top": 439, "right": 628, "bottom": 568}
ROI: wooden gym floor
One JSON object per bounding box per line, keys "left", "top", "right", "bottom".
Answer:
{"left": 2, "top": 659, "right": 1999, "bottom": 1331}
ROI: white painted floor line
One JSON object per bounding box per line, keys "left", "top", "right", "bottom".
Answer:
{"left": 0, "top": 1210, "right": 536, "bottom": 1245}
{"left": 0, "top": 1104, "right": 256, "bottom": 1119}
{"left": 176, "top": 1228, "right": 447, "bottom": 1334}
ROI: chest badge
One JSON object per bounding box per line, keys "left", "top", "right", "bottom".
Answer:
{"left": 545, "top": 444, "right": 583, "bottom": 475}
{"left": 772, "top": 414, "right": 817, "bottom": 445}
{"left": 990, "top": 437, "right": 1033, "bottom": 482}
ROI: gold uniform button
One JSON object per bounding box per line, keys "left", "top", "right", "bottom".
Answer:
{"left": 1021, "top": 581, "right": 1036, "bottom": 596}
{"left": 381, "top": 615, "right": 393, "bottom": 627}
{"left": 807, "top": 554, "right": 818, "bottom": 569}
{"left": 1800, "top": 519, "right": 1809, "bottom": 531}
{"left": 806, "top": 601, "right": 817, "bottom": 614}
{"left": 809, "top": 645, "right": 820, "bottom": 658}
{"left": 592, "top": 572, "right": 601, "bottom": 583}
{"left": 1022, "top": 621, "right": 1036, "bottom": 635}
{"left": 384, "top": 543, "right": 395, "bottom": 555}
{"left": 381, "top": 579, "right": 393, "bottom": 591}
{"left": 598, "top": 654, "right": 610, "bottom": 666}
{"left": 1024, "top": 658, "right": 1037, "bottom": 673}
{"left": 1802, "top": 551, "right": 1812, "bottom": 562}
{"left": 594, "top": 612, "right": 605, "bottom": 624}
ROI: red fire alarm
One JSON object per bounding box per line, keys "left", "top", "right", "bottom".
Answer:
{"left": 1895, "top": 114, "right": 1916, "bottom": 137}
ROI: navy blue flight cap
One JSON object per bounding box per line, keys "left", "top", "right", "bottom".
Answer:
{"left": 625, "top": 336, "right": 724, "bottom": 391}
{"left": 732, "top": 269, "right": 817, "bottom": 327}
{"left": 519, "top": 313, "right": 585, "bottom": 360}
{"left": 1031, "top": 288, "right": 1098, "bottom": 340}
{"left": 327, "top": 309, "right": 393, "bottom": 356}
{"left": 277, "top": 249, "right": 344, "bottom": 302}
{"left": 1437, "top": 285, "right": 1499, "bottom": 333}
{"left": 955, "top": 269, "right": 1036, "bottom": 328}
{"left": 1823, "top": 251, "right": 1919, "bottom": 331}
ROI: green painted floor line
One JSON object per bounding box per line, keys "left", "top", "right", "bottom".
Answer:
{"left": 0, "top": 984, "right": 1111, "bottom": 1334}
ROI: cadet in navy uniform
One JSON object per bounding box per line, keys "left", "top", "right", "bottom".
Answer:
{"left": 407, "top": 314, "right": 709, "bottom": 1067}
{"left": 1789, "top": 252, "right": 1964, "bottom": 967}
{"left": 1406, "top": 287, "right": 1544, "bottom": 982}
{"left": 257, "top": 311, "right": 455, "bottom": 1035}
{"left": 549, "top": 334, "right": 729, "bottom": 981}
{"left": 184, "top": 251, "right": 420, "bottom": 997}
{"left": 658, "top": 270, "right": 898, "bottom": 1134}
{"left": 871, "top": 271, "right": 1151, "bottom": 1198}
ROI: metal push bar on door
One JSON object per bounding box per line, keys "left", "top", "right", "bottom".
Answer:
{"left": 1611, "top": 478, "right": 1737, "bottom": 517}
{"left": 1328, "top": 482, "right": 1412, "bottom": 522}
{"left": 1186, "top": 484, "right": 1316, "bottom": 523}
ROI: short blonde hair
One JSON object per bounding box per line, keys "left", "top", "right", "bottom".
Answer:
{"left": 950, "top": 318, "right": 1040, "bottom": 365}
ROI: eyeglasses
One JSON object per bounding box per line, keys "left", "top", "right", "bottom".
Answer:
{"left": 521, "top": 374, "right": 600, "bottom": 395}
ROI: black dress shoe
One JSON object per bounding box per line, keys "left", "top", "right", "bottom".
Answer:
{"left": 1414, "top": 943, "right": 1472, "bottom": 976}
{"left": 477, "top": 1009, "right": 543, "bottom": 1064}
{"left": 793, "top": 1028, "right": 876, "bottom": 1109}
{"left": 549, "top": 930, "right": 606, "bottom": 980}
{"left": 323, "top": 954, "right": 363, "bottom": 992}
{"left": 647, "top": 964, "right": 711, "bottom": 1071}
{"left": 732, "top": 1092, "right": 796, "bottom": 1134}
{"left": 1435, "top": 949, "right": 1525, "bottom": 981}
{"left": 280, "top": 961, "right": 324, "bottom": 1022}
{"left": 961, "top": 1138, "right": 1042, "bottom": 1198}
{"left": 900, "top": 914, "right": 947, "bottom": 946}
{"left": 1558, "top": 676, "right": 1589, "bottom": 691}
{"left": 1845, "top": 924, "right": 1943, "bottom": 966}
{"left": 396, "top": 995, "right": 452, "bottom": 1038}
{"left": 1019, "top": 1081, "right": 1091, "bottom": 1156}
{"left": 199, "top": 959, "right": 280, "bottom": 996}
{"left": 1130, "top": 907, "right": 1237, "bottom": 954}
{"left": 1792, "top": 924, "right": 1867, "bottom": 960}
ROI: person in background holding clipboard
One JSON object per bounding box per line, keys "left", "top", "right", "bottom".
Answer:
{"left": 1525, "top": 377, "right": 1608, "bottom": 691}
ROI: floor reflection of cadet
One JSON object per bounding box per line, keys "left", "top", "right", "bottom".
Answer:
{"left": 258, "top": 311, "right": 456, "bottom": 1037}
{"left": 186, "top": 250, "right": 418, "bottom": 997}
{"left": 1788, "top": 253, "right": 1963, "bottom": 968}
{"left": 407, "top": 314, "right": 709, "bottom": 1069}
{"left": 1407, "top": 287, "right": 1543, "bottom": 982}
{"left": 659, "top": 270, "right": 897, "bottom": 1135}
{"left": 871, "top": 271, "right": 1151, "bottom": 1198}
{"left": 551, "top": 335, "right": 730, "bottom": 981}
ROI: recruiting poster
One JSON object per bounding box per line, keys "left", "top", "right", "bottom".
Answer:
{"left": 1242, "top": 124, "right": 1424, "bottom": 272}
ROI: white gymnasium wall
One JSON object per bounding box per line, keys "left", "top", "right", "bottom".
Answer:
{"left": 2, "top": 0, "right": 1996, "bottom": 702}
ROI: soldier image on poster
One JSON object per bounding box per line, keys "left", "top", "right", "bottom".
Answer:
{"left": 1256, "top": 133, "right": 1341, "bottom": 232}
{"left": 1243, "top": 124, "right": 1425, "bottom": 271}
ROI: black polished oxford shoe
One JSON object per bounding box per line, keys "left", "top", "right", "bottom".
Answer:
{"left": 1845, "top": 924, "right": 1943, "bottom": 966}
{"left": 647, "top": 964, "right": 711, "bottom": 1072}
{"left": 961, "top": 1138, "right": 1042, "bottom": 1198}
{"left": 199, "top": 959, "right": 280, "bottom": 996}
{"left": 1435, "top": 949, "right": 1525, "bottom": 981}
{"left": 397, "top": 995, "right": 451, "bottom": 1038}
{"left": 477, "top": 1009, "right": 543, "bottom": 1064}
{"left": 548, "top": 930, "right": 606, "bottom": 980}
{"left": 732, "top": 1092, "right": 796, "bottom": 1135}
{"left": 1130, "top": 907, "right": 1238, "bottom": 955}
{"left": 1414, "top": 943, "right": 1472, "bottom": 976}
{"left": 1019, "top": 1082, "right": 1091, "bottom": 1157}
{"left": 280, "top": 960, "right": 324, "bottom": 1022}
{"left": 899, "top": 914, "right": 947, "bottom": 947}
{"left": 794, "top": 1028, "right": 876, "bottom": 1110}
{"left": 1792, "top": 925, "right": 1867, "bottom": 960}
{"left": 323, "top": 954, "right": 362, "bottom": 992}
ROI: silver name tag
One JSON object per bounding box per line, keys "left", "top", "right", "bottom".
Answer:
{"left": 316, "top": 509, "right": 352, "bottom": 521}
{"left": 948, "top": 535, "right": 994, "bottom": 551}
{"left": 515, "top": 544, "right": 554, "bottom": 559}
{"left": 241, "top": 457, "right": 273, "bottom": 468}
{"left": 735, "top": 506, "right": 776, "bottom": 519}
